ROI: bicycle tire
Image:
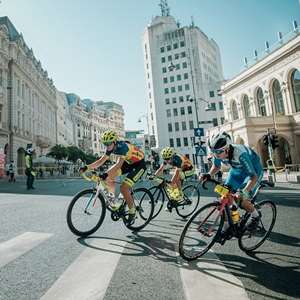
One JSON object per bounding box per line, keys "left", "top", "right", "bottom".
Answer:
{"left": 179, "top": 202, "right": 224, "bottom": 261}
{"left": 149, "top": 185, "right": 165, "bottom": 220}
{"left": 175, "top": 184, "right": 200, "bottom": 218}
{"left": 124, "top": 187, "right": 154, "bottom": 231}
{"left": 67, "top": 189, "right": 106, "bottom": 237}
{"left": 238, "top": 199, "right": 277, "bottom": 252}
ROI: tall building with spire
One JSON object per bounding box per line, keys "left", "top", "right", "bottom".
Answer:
{"left": 142, "top": 1, "right": 224, "bottom": 165}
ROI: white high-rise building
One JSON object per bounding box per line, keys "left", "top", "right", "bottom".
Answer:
{"left": 142, "top": 1, "right": 224, "bottom": 165}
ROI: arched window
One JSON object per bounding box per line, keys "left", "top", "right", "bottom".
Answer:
{"left": 242, "top": 95, "right": 251, "bottom": 117}
{"left": 291, "top": 69, "right": 300, "bottom": 112}
{"left": 272, "top": 79, "right": 285, "bottom": 114}
{"left": 256, "top": 87, "right": 266, "bottom": 116}
{"left": 231, "top": 100, "right": 239, "bottom": 120}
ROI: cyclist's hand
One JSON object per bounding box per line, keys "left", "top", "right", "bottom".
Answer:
{"left": 200, "top": 173, "right": 211, "bottom": 182}
{"left": 79, "top": 166, "right": 88, "bottom": 173}
{"left": 99, "top": 172, "right": 108, "bottom": 180}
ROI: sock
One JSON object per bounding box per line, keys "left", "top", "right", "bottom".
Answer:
{"left": 251, "top": 209, "right": 259, "bottom": 218}
{"left": 128, "top": 207, "right": 136, "bottom": 214}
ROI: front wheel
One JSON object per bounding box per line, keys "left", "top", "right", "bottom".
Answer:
{"left": 66, "top": 189, "right": 106, "bottom": 237}
{"left": 175, "top": 184, "right": 200, "bottom": 218}
{"left": 179, "top": 202, "right": 224, "bottom": 261}
{"left": 238, "top": 199, "right": 277, "bottom": 252}
{"left": 149, "top": 186, "right": 165, "bottom": 220}
{"left": 123, "top": 187, "right": 154, "bottom": 231}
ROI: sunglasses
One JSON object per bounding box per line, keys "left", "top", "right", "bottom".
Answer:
{"left": 103, "top": 141, "right": 114, "bottom": 146}
{"left": 211, "top": 148, "right": 225, "bottom": 155}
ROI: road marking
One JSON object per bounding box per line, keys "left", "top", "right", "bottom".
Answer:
{"left": 179, "top": 251, "right": 249, "bottom": 300}
{"left": 41, "top": 238, "right": 126, "bottom": 300}
{"left": 0, "top": 232, "right": 53, "bottom": 268}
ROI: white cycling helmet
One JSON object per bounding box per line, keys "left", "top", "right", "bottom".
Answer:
{"left": 209, "top": 132, "right": 232, "bottom": 152}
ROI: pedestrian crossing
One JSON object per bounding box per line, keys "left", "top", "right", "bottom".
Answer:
{"left": 0, "top": 231, "right": 249, "bottom": 300}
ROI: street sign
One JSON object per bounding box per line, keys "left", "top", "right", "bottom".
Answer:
{"left": 195, "top": 146, "right": 206, "bottom": 156}
{"left": 194, "top": 128, "right": 204, "bottom": 137}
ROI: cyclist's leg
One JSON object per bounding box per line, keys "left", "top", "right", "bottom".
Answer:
{"left": 106, "top": 167, "right": 122, "bottom": 195}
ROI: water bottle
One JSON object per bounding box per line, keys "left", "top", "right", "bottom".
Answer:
{"left": 231, "top": 205, "right": 240, "bottom": 224}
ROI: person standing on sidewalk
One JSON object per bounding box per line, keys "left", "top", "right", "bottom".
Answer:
{"left": 8, "top": 161, "right": 16, "bottom": 182}
{"left": 25, "top": 146, "right": 35, "bottom": 190}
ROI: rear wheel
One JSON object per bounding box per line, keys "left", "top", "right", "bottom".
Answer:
{"left": 238, "top": 199, "right": 277, "bottom": 252}
{"left": 66, "top": 189, "right": 106, "bottom": 237}
{"left": 179, "top": 202, "right": 224, "bottom": 261}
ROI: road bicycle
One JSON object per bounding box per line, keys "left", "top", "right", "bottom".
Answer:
{"left": 66, "top": 170, "right": 154, "bottom": 237}
{"left": 145, "top": 175, "right": 200, "bottom": 220}
{"left": 179, "top": 178, "right": 276, "bottom": 261}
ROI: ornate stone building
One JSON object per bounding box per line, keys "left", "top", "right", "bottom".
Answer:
{"left": 0, "top": 16, "right": 56, "bottom": 174}
{"left": 208, "top": 28, "right": 300, "bottom": 167}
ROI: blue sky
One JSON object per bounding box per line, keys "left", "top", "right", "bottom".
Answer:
{"left": 1, "top": 0, "right": 299, "bottom": 131}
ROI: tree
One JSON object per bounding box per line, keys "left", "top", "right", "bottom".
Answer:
{"left": 66, "top": 146, "right": 85, "bottom": 163}
{"left": 47, "top": 144, "right": 67, "bottom": 161}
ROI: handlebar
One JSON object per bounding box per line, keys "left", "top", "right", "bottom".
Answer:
{"left": 201, "top": 178, "right": 222, "bottom": 190}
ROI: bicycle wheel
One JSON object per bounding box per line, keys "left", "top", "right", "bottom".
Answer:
{"left": 179, "top": 202, "right": 224, "bottom": 261}
{"left": 175, "top": 184, "right": 200, "bottom": 218}
{"left": 123, "top": 188, "right": 154, "bottom": 231}
{"left": 238, "top": 199, "right": 277, "bottom": 252}
{"left": 67, "top": 189, "right": 106, "bottom": 237}
{"left": 148, "top": 186, "right": 165, "bottom": 220}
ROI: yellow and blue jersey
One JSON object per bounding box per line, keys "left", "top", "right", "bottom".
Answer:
{"left": 164, "top": 153, "right": 193, "bottom": 171}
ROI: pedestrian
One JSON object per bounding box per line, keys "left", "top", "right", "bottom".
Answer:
{"left": 8, "top": 160, "right": 16, "bottom": 182}
{"left": 25, "top": 145, "right": 35, "bottom": 190}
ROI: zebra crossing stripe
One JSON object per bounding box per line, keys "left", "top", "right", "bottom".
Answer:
{"left": 0, "top": 232, "right": 53, "bottom": 268}
{"left": 179, "top": 251, "right": 249, "bottom": 300}
{"left": 41, "top": 238, "right": 126, "bottom": 300}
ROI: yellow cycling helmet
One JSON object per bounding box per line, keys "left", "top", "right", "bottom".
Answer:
{"left": 161, "top": 147, "right": 175, "bottom": 160}
{"left": 101, "top": 130, "right": 118, "bottom": 145}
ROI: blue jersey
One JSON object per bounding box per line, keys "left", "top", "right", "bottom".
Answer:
{"left": 213, "top": 144, "right": 262, "bottom": 177}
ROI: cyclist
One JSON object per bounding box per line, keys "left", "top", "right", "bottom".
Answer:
{"left": 155, "top": 147, "right": 194, "bottom": 201}
{"left": 200, "top": 132, "right": 263, "bottom": 233}
{"left": 80, "top": 130, "right": 146, "bottom": 225}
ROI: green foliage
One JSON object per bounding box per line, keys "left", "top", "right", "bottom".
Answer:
{"left": 47, "top": 144, "right": 68, "bottom": 161}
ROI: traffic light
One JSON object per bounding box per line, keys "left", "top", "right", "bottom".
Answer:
{"left": 271, "top": 134, "right": 279, "bottom": 149}
{"left": 263, "top": 134, "right": 269, "bottom": 146}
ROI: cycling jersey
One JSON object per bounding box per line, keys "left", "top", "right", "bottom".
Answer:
{"left": 164, "top": 154, "right": 193, "bottom": 171}
{"left": 105, "top": 141, "right": 144, "bottom": 164}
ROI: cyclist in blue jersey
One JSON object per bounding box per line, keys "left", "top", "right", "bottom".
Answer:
{"left": 200, "top": 132, "right": 263, "bottom": 232}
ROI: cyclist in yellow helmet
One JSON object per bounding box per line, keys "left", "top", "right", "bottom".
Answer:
{"left": 155, "top": 147, "right": 194, "bottom": 201}
{"left": 80, "top": 130, "right": 146, "bottom": 225}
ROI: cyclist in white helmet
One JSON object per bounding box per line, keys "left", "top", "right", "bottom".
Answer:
{"left": 200, "top": 132, "right": 263, "bottom": 232}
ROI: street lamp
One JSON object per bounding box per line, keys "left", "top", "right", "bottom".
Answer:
{"left": 138, "top": 114, "right": 150, "bottom": 137}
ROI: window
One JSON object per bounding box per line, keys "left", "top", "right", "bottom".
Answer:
{"left": 168, "top": 123, "right": 172, "bottom": 132}
{"left": 182, "top": 62, "right": 187, "bottom": 68}
{"left": 173, "top": 43, "right": 178, "bottom": 49}
{"left": 162, "top": 67, "right": 167, "bottom": 73}
{"left": 184, "top": 84, "right": 190, "bottom": 91}
{"left": 160, "top": 47, "right": 165, "bottom": 53}
{"left": 164, "top": 88, "right": 169, "bottom": 94}
{"left": 221, "top": 117, "right": 225, "bottom": 124}
{"left": 166, "top": 109, "right": 171, "bottom": 117}
{"left": 161, "top": 57, "right": 166, "bottom": 63}
{"left": 180, "top": 41, "right": 185, "bottom": 47}
{"left": 170, "top": 76, "right": 174, "bottom": 82}
{"left": 168, "top": 55, "right": 172, "bottom": 61}
{"left": 176, "top": 138, "right": 181, "bottom": 147}
{"left": 175, "top": 53, "right": 179, "bottom": 60}
{"left": 169, "top": 138, "right": 174, "bottom": 147}
{"left": 176, "top": 64, "right": 180, "bottom": 70}
{"left": 173, "top": 108, "right": 178, "bottom": 116}
{"left": 183, "top": 73, "right": 188, "bottom": 79}
{"left": 179, "top": 96, "right": 184, "bottom": 102}
{"left": 209, "top": 91, "right": 215, "bottom": 97}
{"left": 177, "top": 74, "right": 181, "bottom": 81}
{"left": 175, "top": 122, "right": 179, "bottom": 131}
{"left": 181, "top": 52, "right": 186, "bottom": 58}
{"left": 165, "top": 98, "right": 170, "bottom": 105}
{"left": 0, "top": 104, "right": 2, "bottom": 123}
{"left": 210, "top": 103, "right": 216, "bottom": 111}
{"left": 272, "top": 79, "right": 285, "bottom": 114}
{"left": 171, "top": 87, "right": 176, "bottom": 93}
{"left": 186, "top": 95, "right": 190, "bottom": 101}
{"left": 231, "top": 100, "right": 239, "bottom": 120}
{"left": 163, "top": 77, "right": 168, "bottom": 84}
{"left": 242, "top": 95, "right": 251, "bottom": 117}
{"left": 256, "top": 88, "right": 266, "bottom": 116}
{"left": 182, "top": 121, "right": 187, "bottom": 130}
{"left": 187, "top": 106, "right": 192, "bottom": 114}
{"left": 212, "top": 118, "right": 218, "bottom": 126}
{"left": 291, "top": 69, "right": 300, "bottom": 112}
{"left": 219, "top": 101, "right": 223, "bottom": 110}
{"left": 180, "top": 107, "right": 185, "bottom": 115}
{"left": 178, "top": 85, "right": 182, "bottom": 92}
{"left": 189, "top": 120, "right": 194, "bottom": 129}
{"left": 172, "top": 97, "right": 177, "bottom": 104}
{"left": 167, "top": 45, "right": 171, "bottom": 51}
{"left": 183, "top": 137, "right": 188, "bottom": 146}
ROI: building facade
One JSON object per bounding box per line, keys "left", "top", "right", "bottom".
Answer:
{"left": 208, "top": 27, "right": 300, "bottom": 167}
{"left": 142, "top": 4, "right": 224, "bottom": 165}
{"left": 0, "top": 16, "right": 57, "bottom": 174}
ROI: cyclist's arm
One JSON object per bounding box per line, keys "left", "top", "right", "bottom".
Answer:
{"left": 88, "top": 155, "right": 109, "bottom": 170}
{"left": 208, "top": 164, "right": 220, "bottom": 177}
{"left": 239, "top": 154, "right": 258, "bottom": 192}
{"left": 107, "top": 157, "right": 125, "bottom": 176}
{"left": 154, "top": 163, "right": 165, "bottom": 176}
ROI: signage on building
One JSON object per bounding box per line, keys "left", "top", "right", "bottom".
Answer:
{"left": 194, "top": 128, "right": 204, "bottom": 137}
{"left": 195, "top": 145, "right": 206, "bottom": 156}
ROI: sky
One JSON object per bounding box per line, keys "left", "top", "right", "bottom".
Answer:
{"left": 1, "top": 0, "right": 299, "bottom": 131}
